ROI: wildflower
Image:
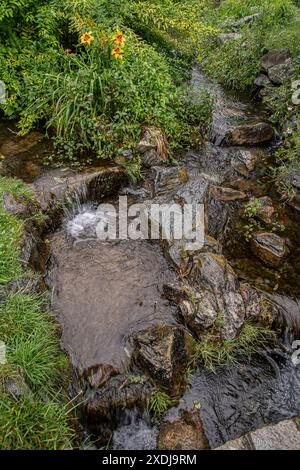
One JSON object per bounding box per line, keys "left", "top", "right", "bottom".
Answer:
{"left": 65, "top": 48, "right": 72, "bottom": 55}
{"left": 80, "top": 31, "right": 94, "bottom": 45}
{"left": 112, "top": 47, "right": 124, "bottom": 59}
{"left": 114, "top": 31, "right": 125, "bottom": 47}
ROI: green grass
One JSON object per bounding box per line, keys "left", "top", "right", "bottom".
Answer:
{"left": 0, "top": 394, "right": 73, "bottom": 450}
{"left": 0, "top": 176, "right": 75, "bottom": 449}
{"left": 149, "top": 390, "right": 178, "bottom": 417}
{"left": 0, "top": 177, "right": 34, "bottom": 284}
{"left": 200, "top": 0, "right": 299, "bottom": 92}
{"left": 0, "top": 292, "right": 65, "bottom": 393}
{"left": 190, "top": 321, "right": 276, "bottom": 373}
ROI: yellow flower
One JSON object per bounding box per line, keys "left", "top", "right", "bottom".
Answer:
{"left": 112, "top": 47, "right": 124, "bottom": 60}
{"left": 113, "top": 31, "right": 125, "bottom": 47}
{"left": 80, "top": 31, "right": 94, "bottom": 45}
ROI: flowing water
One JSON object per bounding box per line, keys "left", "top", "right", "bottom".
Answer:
{"left": 1, "top": 67, "right": 300, "bottom": 449}
{"left": 46, "top": 211, "right": 177, "bottom": 371}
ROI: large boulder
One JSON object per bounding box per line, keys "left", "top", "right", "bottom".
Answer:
{"left": 268, "top": 59, "right": 293, "bottom": 85}
{"left": 225, "top": 122, "right": 275, "bottom": 146}
{"left": 260, "top": 48, "right": 291, "bottom": 72}
{"left": 132, "top": 325, "right": 189, "bottom": 395}
{"left": 251, "top": 232, "right": 288, "bottom": 267}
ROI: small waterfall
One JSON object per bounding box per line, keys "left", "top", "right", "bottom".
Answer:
{"left": 113, "top": 408, "right": 158, "bottom": 450}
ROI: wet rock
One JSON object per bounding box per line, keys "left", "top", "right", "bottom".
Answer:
{"left": 239, "top": 282, "right": 264, "bottom": 321}
{"left": 190, "top": 253, "right": 237, "bottom": 291}
{"left": 164, "top": 282, "right": 245, "bottom": 340}
{"left": 210, "top": 186, "right": 247, "bottom": 202}
{"left": 251, "top": 196, "right": 277, "bottom": 227}
{"left": 206, "top": 190, "right": 231, "bottom": 241}
{"left": 174, "top": 176, "right": 209, "bottom": 206}
{"left": 133, "top": 325, "right": 188, "bottom": 395}
{"left": 231, "top": 148, "right": 262, "bottom": 176}
{"left": 254, "top": 74, "right": 271, "bottom": 88}
{"left": 164, "top": 233, "right": 221, "bottom": 272}
{"left": 152, "top": 166, "right": 189, "bottom": 197}
{"left": 85, "top": 374, "right": 153, "bottom": 438}
{"left": 221, "top": 290, "right": 245, "bottom": 339}
{"left": 268, "top": 59, "right": 293, "bottom": 85}
{"left": 32, "top": 165, "right": 127, "bottom": 219}
{"left": 0, "top": 131, "right": 43, "bottom": 156}
{"left": 251, "top": 232, "right": 288, "bottom": 268}
{"left": 83, "top": 364, "right": 119, "bottom": 389}
{"left": 260, "top": 48, "right": 291, "bottom": 72}
{"left": 181, "top": 291, "right": 218, "bottom": 333}
{"left": 2, "top": 192, "right": 34, "bottom": 218}
{"left": 137, "top": 127, "right": 168, "bottom": 168}
{"left": 225, "top": 122, "right": 275, "bottom": 146}
{"left": 268, "top": 294, "right": 300, "bottom": 336}
{"left": 158, "top": 411, "right": 210, "bottom": 450}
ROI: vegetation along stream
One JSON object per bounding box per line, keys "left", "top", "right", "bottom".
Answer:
{"left": 0, "top": 0, "right": 300, "bottom": 451}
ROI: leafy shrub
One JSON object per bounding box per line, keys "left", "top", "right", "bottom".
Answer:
{"left": 0, "top": 0, "right": 214, "bottom": 163}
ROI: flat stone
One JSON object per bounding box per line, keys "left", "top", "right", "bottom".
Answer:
{"left": 215, "top": 436, "right": 251, "bottom": 450}
{"left": 211, "top": 186, "right": 247, "bottom": 202}
{"left": 226, "top": 122, "right": 275, "bottom": 146}
{"left": 250, "top": 419, "right": 300, "bottom": 450}
{"left": 218, "top": 33, "right": 241, "bottom": 43}
{"left": 251, "top": 232, "right": 287, "bottom": 268}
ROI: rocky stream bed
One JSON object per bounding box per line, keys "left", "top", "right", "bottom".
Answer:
{"left": 1, "top": 65, "right": 300, "bottom": 450}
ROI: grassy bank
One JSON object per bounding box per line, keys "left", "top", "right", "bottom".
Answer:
{"left": 0, "top": 178, "right": 74, "bottom": 449}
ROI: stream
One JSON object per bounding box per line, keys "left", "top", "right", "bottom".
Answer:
{"left": 1, "top": 67, "right": 300, "bottom": 449}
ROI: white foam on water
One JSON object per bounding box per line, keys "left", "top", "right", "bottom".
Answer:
{"left": 66, "top": 204, "right": 106, "bottom": 240}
